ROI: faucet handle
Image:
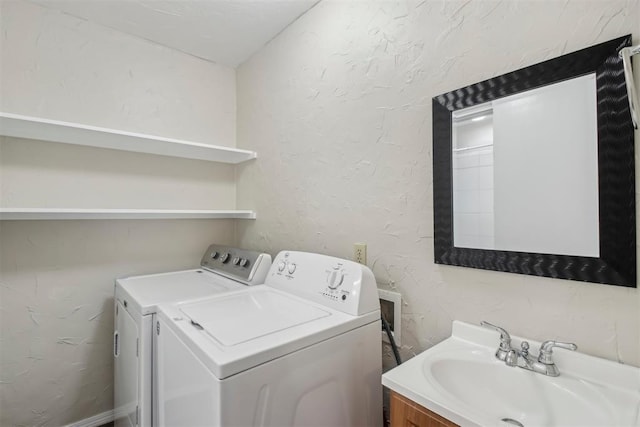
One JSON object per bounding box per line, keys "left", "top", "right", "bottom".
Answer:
{"left": 538, "top": 340, "right": 578, "bottom": 364}
{"left": 481, "top": 321, "right": 514, "bottom": 362}
{"left": 505, "top": 349, "right": 519, "bottom": 367}
{"left": 480, "top": 321, "right": 512, "bottom": 350}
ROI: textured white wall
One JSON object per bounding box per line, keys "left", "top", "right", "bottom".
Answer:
{"left": 0, "top": 220, "right": 235, "bottom": 426}
{"left": 236, "top": 0, "right": 640, "bottom": 369}
{"left": 0, "top": 1, "right": 236, "bottom": 145}
{"left": 0, "top": 0, "right": 238, "bottom": 210}
{"left": 0, "top": 138, "right": 237, "bottom": 209}
{"left": 0, "top": 1, "right": 238, "bottom": 426}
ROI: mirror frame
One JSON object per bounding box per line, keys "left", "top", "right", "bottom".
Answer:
{"left": 432, "top": 35, "right": 636, "bottom": 287}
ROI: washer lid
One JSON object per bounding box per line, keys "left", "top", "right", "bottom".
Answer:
{"left": 180, "top": 288, "right": 331, "bottom": 346}
{"left": 159, "top": 285, "right": 379, "bottom": 379}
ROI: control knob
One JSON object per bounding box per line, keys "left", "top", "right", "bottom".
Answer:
{"left": 288, "top": 263, "right": 297, "bottom": 274}
{"left": 210, "top": 251, "right": 219, "bottom": 259}
{"left": 277, "top": 261, "right": 286, "bottom": 272}
{"left": 327, "top": 270, "right": 344, "bottom": 289}
{"left": 232, "top": 257, "right": 240, "bottom": 266}
{"left": 219, "top": 253, "right": 230, "bottom": 263}
{"left": 239, "top": 258, "right": 249, "bottom": 267}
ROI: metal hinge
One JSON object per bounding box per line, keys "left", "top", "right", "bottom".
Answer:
{"left": 156, "top": 321, "right": 160, "bottom": 336}
{"left": 190, "top": 320, "right": 204, "bottom": 330}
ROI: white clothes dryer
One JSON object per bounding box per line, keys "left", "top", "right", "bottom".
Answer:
{"left": 113, "top": 244, "right": 271, "bottom": 427}
{"left": 156, "top": 251, "right": 382, "bottom": 427}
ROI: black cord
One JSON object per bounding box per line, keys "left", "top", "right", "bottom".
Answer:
{"left": 381, "top": 313, "right": 402, "bottom": 365}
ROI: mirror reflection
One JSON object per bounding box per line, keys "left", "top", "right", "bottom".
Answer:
{"left": 451, "top": 73, "right": 600, "bottom": 257}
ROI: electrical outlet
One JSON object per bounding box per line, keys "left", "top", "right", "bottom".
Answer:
{"left": 354, "top": 243, "right": 367, "bottom": 264}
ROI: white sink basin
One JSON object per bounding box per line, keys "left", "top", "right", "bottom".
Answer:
{"left": 382, "top": 321, "right": 640, "bottom": 427}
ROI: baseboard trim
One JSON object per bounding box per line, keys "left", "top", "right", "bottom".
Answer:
{"left": 65, "top": 409, "right": 114, "bottom": 427}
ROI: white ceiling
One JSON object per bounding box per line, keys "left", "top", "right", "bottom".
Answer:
{"left": 31, "top": 0, "right": 319, "bottom": 67}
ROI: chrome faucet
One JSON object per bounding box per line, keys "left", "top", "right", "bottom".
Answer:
{"left": 481, "top": 321, "right": 577, "bottom": 377}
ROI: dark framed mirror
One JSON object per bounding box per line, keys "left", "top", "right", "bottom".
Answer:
{"left": 433, "top": 35, "right": 636, "bottom": 287}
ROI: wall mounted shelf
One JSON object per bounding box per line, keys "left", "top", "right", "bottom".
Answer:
{"left": 0, "top": 208, "right": 257, "bottom": 220}
{"left": 0, "top": 112, "right": 257, "bottom": 164}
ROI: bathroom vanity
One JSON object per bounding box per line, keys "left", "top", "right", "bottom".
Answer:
{"left": 382, "top": 321, "right": 640, "bottom": 427}
{"left": 390, "top": 390, "right": 457, "bottom": 427}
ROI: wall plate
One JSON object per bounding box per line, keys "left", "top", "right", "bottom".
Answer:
{"left": 378, "top": 288, "right": 401, "bottom": 346}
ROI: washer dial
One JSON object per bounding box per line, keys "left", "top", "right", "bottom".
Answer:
{"left": 327, "top": 269, "right": 344, "bottom": 289}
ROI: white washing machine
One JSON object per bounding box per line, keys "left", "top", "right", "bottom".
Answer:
{"left": 113, "top": 244, "right": 272, "bottom": 427}
{"left": 156, "top": 250, "right": 382, "bottom": 427}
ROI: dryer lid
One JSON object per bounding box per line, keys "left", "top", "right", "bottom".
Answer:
{"left": 179, "top": 287, "right": 331, "bottom": 346}
{"left": 116, "top": 269, "right": 246, "bottom": 315}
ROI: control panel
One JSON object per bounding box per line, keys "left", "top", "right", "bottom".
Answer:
{"left": 200, "top": 244, "right": 272, "bottom": 286}
{"left": 265, "top": 251, "right": 380, "bottom": 316}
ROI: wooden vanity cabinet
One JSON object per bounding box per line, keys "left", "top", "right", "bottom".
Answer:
{"left": 390, "top": 391, "right": 459, "bottom": 427}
